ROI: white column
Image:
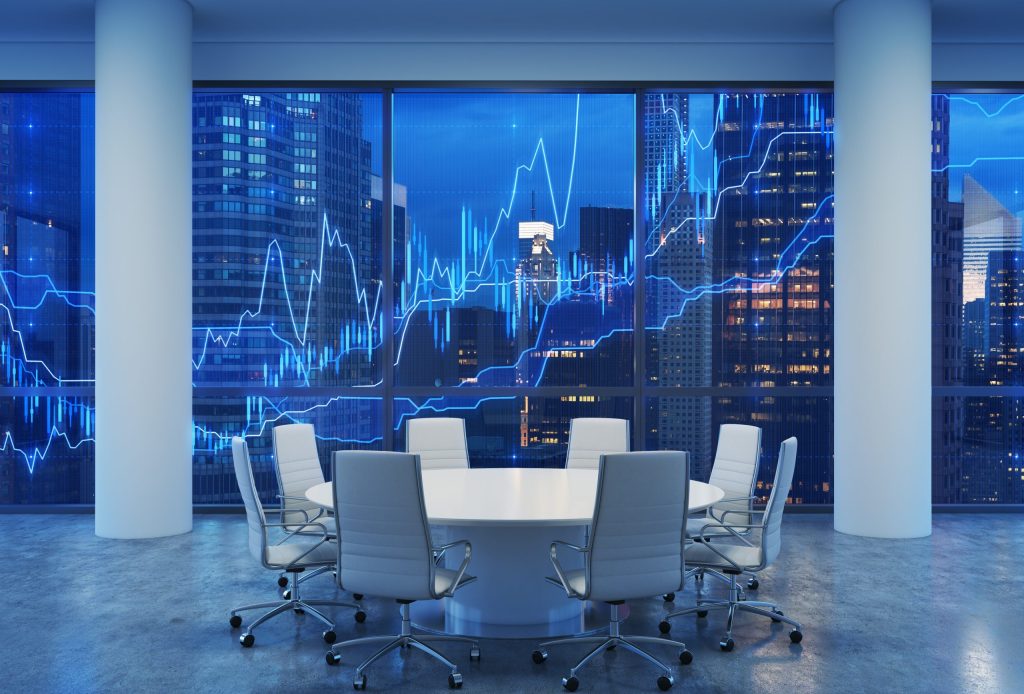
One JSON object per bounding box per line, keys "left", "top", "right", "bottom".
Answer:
{"left": 95, "top": 0, "right": 193, "bottom": 538}
{"left": 833, "top": 0, "right": 932, "bottom": 538}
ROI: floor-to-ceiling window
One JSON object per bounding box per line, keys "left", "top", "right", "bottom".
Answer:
{"left": 391, "top": 91, "right": 637, "bottom": 465}
{"left": 0, "top": 91, "right": 95, "bottom": 504}
{"left": 190, "top": 91, "right": 385, "bottom": 503}
{"left": 932, "top": 91, "right": 1024, "bottom": 504}
{"left": 190, "top": 87, "right": 835, "bottom": 505}
{"left": 642, "top": 92, "right": 834, "bottom": 503}
{"left": 0, "top": 86, "right": 838, "bottom": 507}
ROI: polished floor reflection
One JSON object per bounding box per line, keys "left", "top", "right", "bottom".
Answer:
{"left": 0, "top": 514, "right": 1019, "bottom": 693}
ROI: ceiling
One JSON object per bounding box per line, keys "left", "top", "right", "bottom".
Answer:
{"left": 1, "top": 0, "right": 1022, "bottom": 44}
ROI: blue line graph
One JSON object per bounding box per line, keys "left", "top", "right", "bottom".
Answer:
{"left": 192, "top": 213, "right": 383, "bottom": 388}
{"left": 3, "top": 90, "right": 836, "bottom": 502}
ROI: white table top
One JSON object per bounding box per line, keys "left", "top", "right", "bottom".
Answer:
{"left": 305, "top": 467, "right": 724, "bottom": 527}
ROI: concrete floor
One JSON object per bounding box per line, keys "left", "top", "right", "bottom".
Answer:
{"left": 0, "top": 514, "right": 1020, "bottom": 693}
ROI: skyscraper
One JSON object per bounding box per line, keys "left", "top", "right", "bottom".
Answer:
{"left": 579, "top": 207, "right": 632, "bottom": 281}
{"left": 191, "top": 91, "right": 381, "bottom": 503}
{"left": 515, "top": 219, "right": 559, "bottom": 386}
{"left": 963, "top": 251, "right": 1024, "bottom": 503}
{"left": 962, "top": 298, "right": 987, "bottom": 384}
{"left": 985, "top": 251, "right": 1024, "bottom": 386}
{"left": 643, "top": 93, "right": 713, "bottom": 481}
{"left": 961, "top": 174, "right": 1022, "bottom": 304}
{"left": 931, "top": 93, "right": 965, "bottom": 503}
{"left": 712, "top": 93, "right": 834, "bottom": 503}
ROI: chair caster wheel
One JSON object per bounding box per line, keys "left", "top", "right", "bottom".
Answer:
{"left": 663, "top": 592, "right": 675, "bottom": 602}
{"left": 353, "top": 593, "right": 364, "bottom": 601}
{"left": 720, "top": 638, "right": 735, "bottom": 652}
{"left": 470, "top": 646, "right": 481, "bottom": 661}
{"left": 293, "top": 607, "right": 304, "bottom": 614}
{"left": 448, "top": 673, "right": 463, "bottom": 689}
{"left": 790, "top": 629, "right": 803, "bottom": 644}
{"left": 323, "top": 630, "right": 337, "bottom": 644}
{"left": 354, "top": 610, "right": 367, "bottom": 623}
{"left": 229, "top": 615, "right": 242, "bottom": 629}
{"left": 657, "top": 675, "right": 674, "bottom": 691}
{"left": 353, "top": 674, "right": 367, "bottom": 690}
{"left": 282, "top": 590, "right": 291, "bottom": 600}
{"left": 531, "top": 650, "right": 547, "bottom": 664}
{"left": 697, "top": 610, "right": 708, "bottom": 619}
{"left": 747, "top": 578, "right": 759, "bottom": 590}
{"left": 605, "top": 643, "right": 616, "bottom": 651}
{"left": 277, "top": 576, "right": 289, "bottom": 588}
{"left": 658, "top": 620, "right": 671, "bottom": 634}
{"left": 771, "top": 609, "right": 783, "bottom": 623}
{"left": 562, "top": 676, "right": 579, "bottom": 692}
{"left": 240, "top": 633, "right": 254, "bottom": 648}
{"left": 326, "top": 651, "right": 341, "bottom": 666}
{"left": 679, "top": 649, "right": 693, "bottom": 665}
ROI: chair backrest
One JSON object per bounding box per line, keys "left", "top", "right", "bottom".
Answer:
{"left": 406, "top": 418, "right": 469, "bottom": 470}
{"left": 565, "top": 418, "right": 630, "bottom": 470}
{"left": 585, "top": 451, "right": 689, "bottom": 602}
{"left": 231, "top": 437, "right": 267, "bottom": 565}
{"left": 332, "top": 451, "right": 435, "bottom": 601}
{"left": 272, "top": 423, "right": 326, "bottom": 527}
{"left": 707, "top": 424, "right": 762, "bottom": 522}
{"left": 760, "top": 437, "right": 798, "bottom": 566}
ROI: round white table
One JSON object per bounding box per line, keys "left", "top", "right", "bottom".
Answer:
{"left": 306, "top": 468, "right": 723, "bottom": 638}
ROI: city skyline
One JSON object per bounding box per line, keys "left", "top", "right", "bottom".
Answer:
{"left": 3, "top": 88, "right": 1021, "bottom": 506}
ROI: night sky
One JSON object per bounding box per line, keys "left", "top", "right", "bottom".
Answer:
{"left": 391, "top": 92, "right": 634, "bottom": 262}
{"left": 945, "top": 93, "right": 1024, "bottom": 218}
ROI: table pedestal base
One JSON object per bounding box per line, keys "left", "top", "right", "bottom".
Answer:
{"left": 410, "top": 523, "right": 628, "bottom": 638}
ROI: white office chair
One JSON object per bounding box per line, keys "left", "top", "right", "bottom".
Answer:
{"left": 532, "top": 451, "right": 693, "bottom": 692}
{"left": 659, "top": 437, "right": 803, "bottom": 652}
{"left": 273, "top": 423, "right": 329, "bottom": 531}
{"left": 663, "top": 423, "right": 762, "bottom": 602}
{"left": 406, "top": 417, "right": 470, "bottom": 470}
{"left": 326, "top": 451, "right": 480, "bottom": 690}
{"left": 564, "top": 417, "right": 630, "bottom": 469}
{"left": 272, "top": 423, "right": 346, "bottom": 594}
{"left": 227, "top": 437, "right": 364, "bottom": 648}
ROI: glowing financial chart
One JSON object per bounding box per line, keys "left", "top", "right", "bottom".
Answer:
{"left": 0, "top": 92, "right": 95, "bottom": 504}
{"left": 392, "top": 92, "right": 636, "bottom": 388}
{"left": 6, "top": 87, "right": 1018, "bottom": 506}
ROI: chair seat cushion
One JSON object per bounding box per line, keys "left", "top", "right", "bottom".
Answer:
{"left": 685, "top": 540, "right": 761, "bottom": 570}
{"left": 433, "top": 567, "right": 476, "bottom": 596}
{"left": 266, "top": 540, "right": 337, "bottom": 569}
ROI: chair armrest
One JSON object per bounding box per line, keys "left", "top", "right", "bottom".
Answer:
{"left": 549, "top": 540, "right": 588, "bottom": 598}
{"left": 274, "top": 496, "right": 327, "bottom": 521}
{"left": 277, "top": 493, "right": 318, "bottom": 504}
{"left": 432, "top": 539, "right": 472, "bottom": 597}
{"left": 706, "top": 495, "right": 759, "bottom": 523}
{"left": 267, "top": 504, "right": 329, "bottom": 543}
{"left": 717, "top": 507, "right": 767, "bottom": 525}
{"left": 263, "top": 521, "right": 331, "bottom": 564}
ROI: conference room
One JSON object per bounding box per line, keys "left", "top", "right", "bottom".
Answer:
{"left": 1, "top": 1, "right": 1022, "bottom": 692}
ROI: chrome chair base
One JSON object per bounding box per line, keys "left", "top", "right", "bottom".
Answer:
{"left": 326, "top": 602, "right": 479, "bottom": 690}
{"left": 532, "top": 604, "right": 691, "bottom": 691}
{"left": 230, "top": 568, "right": 363, "bottom": 647}
{"left": 662, "top": 573, "right": 802, "bottom": 650}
